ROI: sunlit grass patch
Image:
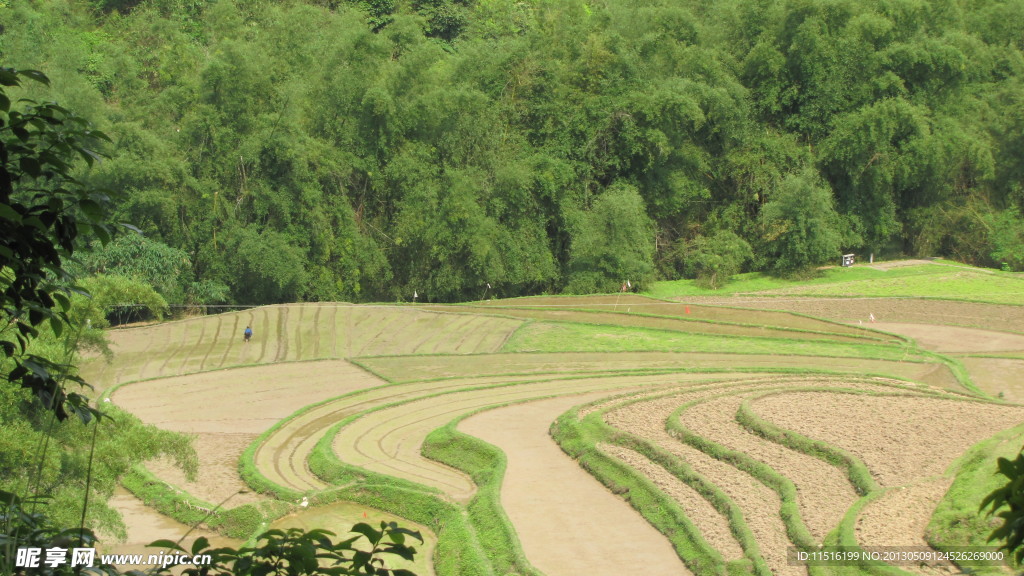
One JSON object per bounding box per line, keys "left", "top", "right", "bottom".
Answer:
{"left": 502, "top": 321, "right": 920, "bottom": 361}
{"left": 647, "top": 261, "right": 1024, "bottom": 305}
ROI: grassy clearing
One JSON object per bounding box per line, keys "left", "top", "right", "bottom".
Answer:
{"left": 647, "top": 261, "right": 1024, "bottom": 305}
{"left": 93, "top": 270, "right": 1023, "bottom": 576}
{"left": 777, "top": 272, "right": 1024, "bottom": 304}
{"left": 646, "top": 263, "right": 947, "bottom": 299}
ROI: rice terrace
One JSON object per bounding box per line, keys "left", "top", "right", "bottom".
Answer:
{"left": 84, "top": 260, "right": 1024, "bottom": 576}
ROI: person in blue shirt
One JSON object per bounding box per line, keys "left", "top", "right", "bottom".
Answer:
{"left": 244, "top": 325, "right": 253, "bottom": 343}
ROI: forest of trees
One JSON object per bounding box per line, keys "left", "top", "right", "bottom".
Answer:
{"left": 2, "top": 0, "right": 1023, "bottom": 305}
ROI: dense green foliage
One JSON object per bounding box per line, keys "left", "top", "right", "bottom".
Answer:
{"left": 0, "top": 66, "right": 200, "bottom": 574}
{"left": 151, "top": 523, "right": 423, "bottom": 576}
{"left": 0, "top": 66, "right": 113, "bottom": 422}
{"left": 0, "top": 65, "right": 421, "bottom": 576}
{"left": 981, "top": 448, "right": 1024, "bottom": 565}
{"left": 3, "top": 0, "right": 1022, "bottom": 301}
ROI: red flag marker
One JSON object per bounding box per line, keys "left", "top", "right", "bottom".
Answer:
{"left": 685, "top": 306, "right": 690, "bottom": 314}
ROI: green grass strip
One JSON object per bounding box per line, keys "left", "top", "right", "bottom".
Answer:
{"left": 832, "top": 490, "right": 916, "bottom": 576}
{"left": 644, "top": 261, "right": 1024, "bottom": 305}
{"left": 121, "top": 466, "right": 290, "bottom": 540}
{"left": 308, "top": 428, "right": 489, "bottom": 576}
{"left": 318, "top": 484, "right": 490, "bottom": 576}
{"left": 421, "top": 416, "right": 542, "bottom": 576}
{"left": 549, "top": 390, "right": 765, "bottom": 576}
{"left": 231, "top": 380, "right": 490, "bottom": 576}
{"left": 501, "top": 320, "right": 925, "bottom": 361}
{"left": 736, "top": 389, "right": 881, "bottom": 496}
{"left": 925, "top": 423, "right": 1024, "bottom": 574}
{"left": 735, "top": 384, "right": 1010, "bottom": 576}
{"left": 658, "top": 380, "right": 979, "bottom": 575}
{"left": 458, "top": 303, "right": 895, "bottom": 344}
{"left": 664, "top": 390, "right": 825, "bottom": 574}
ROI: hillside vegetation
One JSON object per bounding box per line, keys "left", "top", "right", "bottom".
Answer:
{"left": 3, "top": 0, "right": 1024, "bottom": 304}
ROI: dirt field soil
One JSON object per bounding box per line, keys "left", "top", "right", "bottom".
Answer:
{"left": 460, "top": 393, "right": 692, "bottom": 576}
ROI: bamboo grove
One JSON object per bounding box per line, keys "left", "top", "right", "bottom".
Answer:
{"left": 3, "top": 0, "right": 1023, "bottom": 304}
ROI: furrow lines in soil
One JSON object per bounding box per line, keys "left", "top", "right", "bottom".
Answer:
{"left": 604, "top": 384, "right": 805, "bottom": 576}
{"left": 749, "top": 392, "right": 1024, "bottom": 487}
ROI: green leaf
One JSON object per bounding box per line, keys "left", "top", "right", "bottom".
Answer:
{"left": 93, "top": 224, "right": 111, "bottom": 245}
{"left": 998, "top": 457, "right": 1017, "bottom": 478}
{"left": 19, "top": 69, "right": 50, "bottom": 85}
{"left": 53, "top": 291, "right": 70, "bottom": 312}
{"left": 0, "top": 69, "right": 19, "bottom": 86}
{"left": 79, "top": 199, "right": 104, "bottom": 220}
{"left": 191, "top": 536, "right": 210, "bottom": 555}
{"left": 380, "top": 544, "right": 416, "bottom": 561}
{"left": 148, "top": 540, "right": 187, "bottom": 553}
{"left": 0, "top": 203, "right": 20, "bottom": 222}
{"left": 351, "top": 522, "right": 383, "bottom": 544}
{"left": 19, "top": 157, "right": 41, "bottom": 178}
{"left": 351, "top": 549, "right": 372, "bottom": 569}
{"left": 49, "top": 316, "right": 63, "bottom": 337}
{"left": 21, "top": 358, "right": 50, "bottom": 380}
{"left": 76, "top": 147, "right": 104, "bottom": 167}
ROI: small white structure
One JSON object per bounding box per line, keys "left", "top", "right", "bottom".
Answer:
{"left": 841, "top": 254, "right": 855, "bottom": 267}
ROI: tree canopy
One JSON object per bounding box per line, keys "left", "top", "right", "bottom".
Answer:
{"left": 2, "top": 0, "right": 1022, "bottom": 300}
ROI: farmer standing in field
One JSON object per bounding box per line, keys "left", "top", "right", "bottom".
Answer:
{"left": 244, "top": 325, "right": 253, "bottom": 343}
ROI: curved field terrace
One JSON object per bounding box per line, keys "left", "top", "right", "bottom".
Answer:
{"left": 84, "top": 280, "right": 1024, "bottom": 576}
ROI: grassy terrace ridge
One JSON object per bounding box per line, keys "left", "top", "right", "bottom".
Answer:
{"left": 422, "top": 410, "right": 544, "bottom": 576}
{"left": 551, "top": 392, "right": 754, "bottom": 576}
{"left": 350, "top": 352, "right": 962, "bottom": 393}
{"left": 436, "top": 294, "right": 892, "bottom": 340}
{"left": 430, "top": 304, "right": 895, "bottom": 344}
{"left": 501, "top": 321, "right": 922, "bottom": 361}
{"left": 645, "top": 260, "right": 1024, "bottom": 305}
{"left": 926, "top": 423, "right": 1024, "bottom": 575}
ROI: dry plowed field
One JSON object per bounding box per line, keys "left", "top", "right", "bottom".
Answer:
{"left": 89, "top": 292, "right": 1024, "bottom": 576}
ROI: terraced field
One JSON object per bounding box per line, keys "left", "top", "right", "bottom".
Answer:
{"left": 84, "top": 273, "right": 1024, "bottom": 576}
